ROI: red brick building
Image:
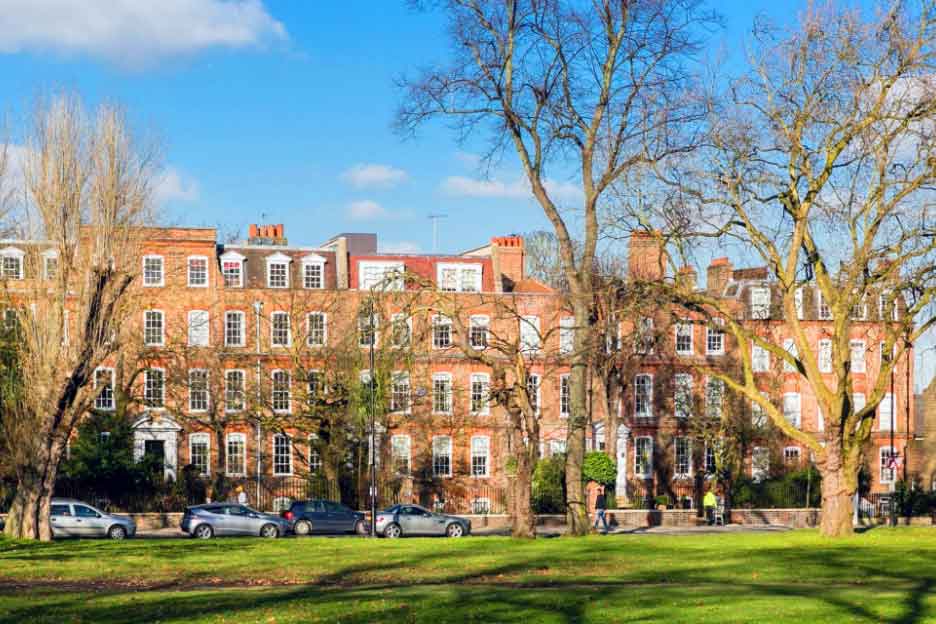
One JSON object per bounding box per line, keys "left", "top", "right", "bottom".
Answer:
{"left": 7, "top": 223, "right": 913, "bottom": 510}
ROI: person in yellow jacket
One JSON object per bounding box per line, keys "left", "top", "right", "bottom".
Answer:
{"left": 703, "top": 488, "right": 718, "bottom": 526}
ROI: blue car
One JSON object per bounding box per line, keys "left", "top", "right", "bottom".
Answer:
{"left": 281, "top": 500, "right": 367, "bottom": 536}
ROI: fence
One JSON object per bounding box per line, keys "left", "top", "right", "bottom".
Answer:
{"left": 625, "top": 478, "right": 820, "bottom": 511}
{"left": 49, "top": 475, "right": 508, "bottom": 515}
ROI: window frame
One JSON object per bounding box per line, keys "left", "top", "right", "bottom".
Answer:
{"left": 143, "top": 367, "right": 166, "bottom": 410}
{"left": 391, "top": 434, "right": 411, "bottom": 475}
{"left": 358, "top": 260, "right": 405, "bottom": 291}
{"left": 224, "top": 369, "right": 246, "bottom": 412}
{"left": 271, "top": 369, "right": 291, "bottom": 414}
{"left": 674, "top": 436, "right": 692, "bottom": 479}
{"left": 470, "top": 435, "right": 490, "bottom": 478}
{"left": 142, "top": 255, "right": 164, "bottom": 287}
{"left": 751, "top": 340, "right": 770, "bottom": 372}
{"left": 674, "top": 373, "right": 693, "bottom": 419}
{"left": 432, "top": 372, "right": 453, "bottom": 414}
{"left": 187, "top": 309, "right": 210, "bottom": 347}
{"left": 469, "top": 315, "right": 489, "bottom": 350}
{"left": 143, "top": 309, "right": 165, "bottom": 347}
{"left": 432, "top": 314, "right": 453, "bottom": 350}
{"left": 436, "top": 262, "right": 483, "bottom": 293}
{"left": 301, "top": 254, "right": 327, "bottom": 290}
{"left": 470, "top": 372, "right": 490, "bottom": 415}
{"left": 880, "top": 445, "right": 898, "bottom": 484}
{"left": 189, "top": 433, "right": 210, "bottom": 476}
{"left": 266, "top": 252, "right": 292, "bottom": 289}
{"left": 817, "top": 290, "right": 833, "bottom": 320}
{"left": 750, "top": 286, "right": 771, "bottom": 319}
{"left": 783, "top": 446, "right": 801, "bottom": 466}
{"left": 390, "top": 372, "right": 411, "bottom": 414}
{"left": 220, "top": 251, "right": 245, "bottom": 288}
{"left": 674, "top": 321, "right": 693, "bottom": 356}
{"left": 225, "top": 432, "right": 247, "bottom": 477}
{"left": 706, "top": 319, "right": 725, "bottom": 355}
{"left": 188, "top": 368, "right": 210, "bottom": 413}
{"left": 224, "top": 310, "right": 246, "bottom": 348}
{"left": 634, "top": 436, "right": 653, "bottom": 478}
{"left": 850, "top": 339, "right": 866, "bottom": 373}
{"left": 782, "top": 392, "right": 802, "bottom": 429}
{"left": 272, "top": 433, "right": 293, "bottom": 476}
{"left": 520, "top": 315, "right": 541, "bottom": 354}
{"left": 432, "top": 435, "right": 453, "bottom": 478}
{"left": 306, "top": 311, "right": 327, "bottom": 347}
{"left": 752, "top": 446, "right": 769, "bottom": 481}
{"left": 187, "top": 255, "right": 209, "bottom": 288}
{"left": 93, "top": 367, "right": 116, "bottom": 411}
{"left": 270, "top": 311, "right": 291, "bottom": 347}
{"left": 559, "top": 374, "right": 571, "bottom": 418}
{"left": 559, "top": 317, "right": 574, "bottom": 355}
{"left": 634, "top": 373, "right": 653, "bottom": 420}
{"left": 818, "top": 339, "right": 833, "bottom": 373}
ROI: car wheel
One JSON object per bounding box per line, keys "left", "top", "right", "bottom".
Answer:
{"left": 384, "top": 523, "right": 402, "bottom": 539}
{"left": 354, "top": 520, "right": 367, "bottom": 536}
{"left": 194, "top": 524, "right": 213, "bottom": 539}
{"left": 260, "top": 523, "right": 279, "bottom": 538}
{"left": 107, "top": 525, "right": 127, "bottom": 540}
{"left": 446, "top": 523, "right": 464, "bottom": 538}
{"left": 294, "top": 520, "right": 312, "bottom": 536}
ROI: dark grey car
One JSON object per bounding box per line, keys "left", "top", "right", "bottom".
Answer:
{"left": 50, "top": 498, "right": 136, "bottom": 539}
{"left": 181, "top": 504, "right": 289, "bottom": 539}
{"left": 375, "top": 504, "right": 471, "bottom": 538}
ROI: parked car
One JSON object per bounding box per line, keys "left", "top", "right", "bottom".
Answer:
{"left": 375, "top": 504, "right": 471, "bottom": 538}
{"left": 281, "top": 499, "right": 367, "bottom": 536}
{"left": 181, "top": 503, "right": 289, "bottom": 539}
{"left": 50, "top": 498, "right": 136, "bottom": 540}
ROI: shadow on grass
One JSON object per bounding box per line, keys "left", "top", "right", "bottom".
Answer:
{"left": 1, "top": 531, "right": 935, "bottom": 623}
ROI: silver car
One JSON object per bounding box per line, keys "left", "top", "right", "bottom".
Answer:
{"left": 375, "top": 504, "right": 471, "bottom": 538}
{"left": 50, "top": 498, "right": 136, "bottom": 539}
{"left": 181, "top": 503, "right": 289, "bottom": 539}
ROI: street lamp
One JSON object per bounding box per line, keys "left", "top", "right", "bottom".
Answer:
{"left": 368, "top": 305, "right": 378, "bottom": 538}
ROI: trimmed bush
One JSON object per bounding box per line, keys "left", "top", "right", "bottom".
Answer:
{"left": 583, "top": 451, "right": 616, "bottom": 485}
{"left": 532, "top": 455, "right": 565, "bottom": 514}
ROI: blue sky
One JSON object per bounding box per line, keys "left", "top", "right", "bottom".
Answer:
{"left": 0, "top": 0, "right": 931, "bottom": 388}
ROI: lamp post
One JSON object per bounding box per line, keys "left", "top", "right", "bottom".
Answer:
{"left": 890, "top": 357, "right": 897, "bottom": 527}
{"left": 368, "top": 306, "right": 378, "bottom": 538}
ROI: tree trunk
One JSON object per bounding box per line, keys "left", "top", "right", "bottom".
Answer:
{"left": 4, "top": 463, "right": 55, "bottom": 541}
{"left": 818, "top": 462, "right": 855, "bottom": 537}
{"left": 564, "top": 303, "right": 591, "bottom": 535}
{"left": 512, "top": 450, "right": 535, "bottom": 539}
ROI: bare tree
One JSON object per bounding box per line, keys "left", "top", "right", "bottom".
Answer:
{"left": 398, "top": 0, "right": 716, "bottom": 533}
{"left": 651, "top": 3, "right": 936, "bottom": 536}
{"left": 1, "top": 95, "right": 158, "bottom": 540}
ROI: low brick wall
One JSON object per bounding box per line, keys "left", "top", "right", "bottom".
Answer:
{"left": 730, "top": 508, "right": 820, "bottom": 528}
{"left": 605, "top": 509, "right": 701, "bottom": 528}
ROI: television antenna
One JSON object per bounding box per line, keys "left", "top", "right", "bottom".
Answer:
{"left": 428, "top": 214, "right": 448, "bottom": 253}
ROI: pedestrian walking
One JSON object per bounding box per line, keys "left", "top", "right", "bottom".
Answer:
{"left": 703, "top": 487, "right": 717, "bottom": 526}
{"left": 236, "top": 486, "right": 248, "bottom": 505}
{"left": 593, "top": 485, "right": 609, "bottom": 533}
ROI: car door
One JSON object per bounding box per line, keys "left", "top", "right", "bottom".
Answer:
{"left": 202, "top": 506, "right": 231, "bottom": 535}
{"left": 73, "top": 504, "right": 106, "bottom": 537}
{"left": 397, "top": 506, "right": 423, "bottom": 534}
{"left": 416, "top": 510, "right": 446, "bottom": 535}
{"left": 50, "top": 503, "right": 77, "bottom": 537}
{"left": 304, "top": 501, "right": 327, "bottom": 533}
{"left": 225, "top": 505, "right": 255, "bottom": 535}
{"left": 323, "top": 501, "right": 350, "bottom": 533}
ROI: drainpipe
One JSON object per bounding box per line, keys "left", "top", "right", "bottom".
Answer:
{"left": 254, "top": 300, "right": 263, "bottom": 507}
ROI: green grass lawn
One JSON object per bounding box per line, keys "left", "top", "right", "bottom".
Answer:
{"left": 1, "top": 528, "right": 934, "bottom": 623}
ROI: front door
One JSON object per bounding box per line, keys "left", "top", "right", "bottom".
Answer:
{"left": 144, "top": 440, "right": 166, "bottom": 477}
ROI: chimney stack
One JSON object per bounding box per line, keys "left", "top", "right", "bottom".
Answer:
{"left": 628, "top": 231, "right": 667, "bottom": 281}
{"left": 706, "top": 257, "right": 732, "bottom": 295}
{"left": 491, "top": 235, "right": 524, "bottom": 292}
{"left": 248, "top": 224, "right": 287, "bottom": 246}
{"left": 677, "top": 266, "right": 697, "bottom": 291}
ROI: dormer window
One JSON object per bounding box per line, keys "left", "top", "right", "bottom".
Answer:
{"left": 220, "top": 251, "right": 245, "bottom": 288}
{"left": 41, "top": 249, "right": 58, "bottom": 280}
{"left": 750, "top": 286, "right": 770, "bottom": 319}
{"left": 0, "top": 247, "right": 24, "bottom": 280}
{"left": 301, "top": 254, "right": 327, "bottom": 289}
{"left": 437, "top": 262, "right": 482, "bottom": 292}
{"left": 359, "top": 261, "right": 404, "bottom": 291}
{"left": 266, "top": 252, "right": 291, "bottom": 289}
{"left": 142, "top": 255, "right": 164, "bottom": 287}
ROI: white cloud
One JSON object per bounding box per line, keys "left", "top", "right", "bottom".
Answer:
{"left": 154, "top": 167, "right": 200, "bottom": 204}
{"left": 379, "top": 241, "right": 421, "bottom": 254}
{"left": 0, "top": 0, "right": 287, "bottom": 68}
{"left": 348, "top": 199, "right": 388, "bottom": 220}
{"left": 341, "top": 163, "right": 408, "bottom": 189}
{"left": 441, "top": 175, "right": 583, "bottom": 203}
